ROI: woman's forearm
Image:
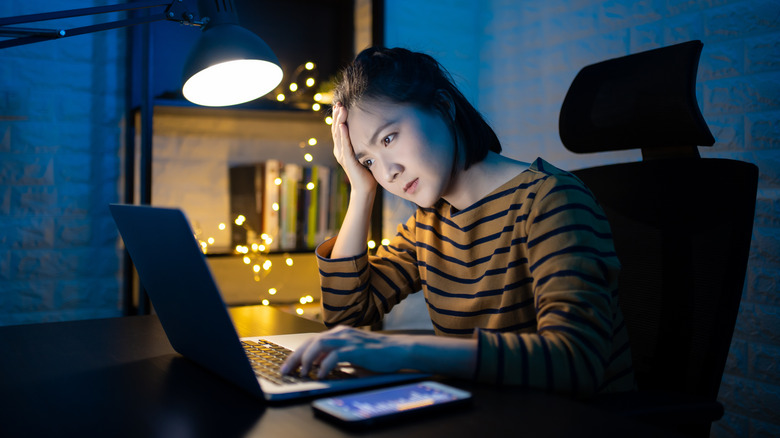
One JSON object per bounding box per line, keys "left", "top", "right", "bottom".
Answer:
{"left": 407, "top": 335, "right": 478, "bottom": 379}
{"left": 331, "top": 189, "right": 376, "bottom": 259}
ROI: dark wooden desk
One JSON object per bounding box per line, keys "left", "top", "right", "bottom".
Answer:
{"left": 0, "top": 306, "right": 675, "bottom": 437}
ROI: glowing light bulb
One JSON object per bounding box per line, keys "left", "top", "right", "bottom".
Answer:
{"left": 367, "top": 240, "right": 376, "bottom": 249}
{"left": 218, "top": 223, "right": 226, "bottom": 230}
{"left": 296, "top": 308, "right": 304, "bottom": 315}
{"left": 305, "top": 295, "right": 314, "bottom": 303}
{"left": 262, "top": 299, "right": 270, "bottom": 306}
{"left": 312, "top": 103, "right": 321, "bottom": 111}
{"left": 306, "top": 182, "right": 315, "bottom": 190}
{"left": 381, "top": 238, "right": 391, "bottom": 246}
{"left": 276, "top": 93, "right": 285, "bottom": 101}
{"left": 263, "top": 260, "right": 272, "bottom": 270}
{"left": 286, "top": 257, "right": 294, "bottom": 266}
{"left": 304, "top": 153, "right": 313, "bottom": 162}
{"left": 308, "top": 138, "right": 317, "bottom": 146}
{"left": 289, "top": 82, "right": 298, "bottom": 92}
{"left": 274, "top": 177, "right": 282, "bottom": 186}
{"left": 272, "top": 202, "right": 279, "bottom": 211}
{"left": 305, "top": 62, "right": 315, "bottom": 70}
{"left": 253, "top": 264, "right": 261, "bottom": 273}
{"left": 243, "top": 256, "right": 251, "bottom": 264}
{"left": 300, "top": 297, "right": 307, "bottom": 304}
{"left": 325, "top": 116, "right": 333, "bottom": 125}
{"left": 305, "top": 78, "right": 315, "bottom": 87}
{"left": 235, "top": 215, "right": 246, "bottom": 225}
{"left": 258, "top": 244, "right": 266, "bottom": 252}
{"left": 314, "top": 93, "right": 323, "bottom": 102}
{"left": 269, "top": 288, "right": 277, "bottom": 295}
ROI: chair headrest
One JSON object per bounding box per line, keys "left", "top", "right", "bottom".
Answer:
{"left": 559, "top": 40, "right": 715, "bottom": 156}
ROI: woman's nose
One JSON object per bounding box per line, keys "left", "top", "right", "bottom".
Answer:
{"left": 381, "top": 161, "right": 402, "bottom": 183}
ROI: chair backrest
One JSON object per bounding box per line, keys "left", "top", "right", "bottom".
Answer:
{"left": 559, "top": 40, "right": 758, "bottom": 401}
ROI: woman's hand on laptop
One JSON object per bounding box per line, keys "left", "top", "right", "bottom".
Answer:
{"left": 280, "top": 325, "right": 477, "bottom": 380}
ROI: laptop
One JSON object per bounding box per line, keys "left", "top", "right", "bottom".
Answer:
{"left": 109, "top": 204, "right": 426, "bottom": 402}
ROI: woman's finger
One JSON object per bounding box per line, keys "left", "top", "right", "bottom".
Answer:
{"left": 279, "top": 337, "right": 314, "bottom": 375}
{"left": 316, "top": 347, "right": 354, "bottom": 379}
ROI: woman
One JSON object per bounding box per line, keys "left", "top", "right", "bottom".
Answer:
{"left": 281, "top": 47, "right": 633, "bottom": 396}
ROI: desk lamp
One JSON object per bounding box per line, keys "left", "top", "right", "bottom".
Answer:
{"left": 0, "top": 0, "right": 284, "bottom": 106}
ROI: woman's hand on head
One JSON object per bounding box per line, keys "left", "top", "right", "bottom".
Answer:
{"left": 280, "top": 326, "right": 413, "bottom": 379}
{"left": 332, "top": 103, "right": 377, "bottom": 197}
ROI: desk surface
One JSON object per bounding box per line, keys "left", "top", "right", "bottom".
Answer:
{"left": 0, "top": 306, "right": 674, "bottom": 438}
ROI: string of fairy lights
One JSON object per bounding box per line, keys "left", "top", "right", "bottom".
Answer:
{"left": 193, "top": 61, "right": 391, "bottom": 317}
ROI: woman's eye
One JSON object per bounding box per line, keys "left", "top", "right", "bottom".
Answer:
{"left": 362, "top": 159, "right": 374, "bottom": 169}
{"left": 383, "top": 134, "right": 395, "bottom": 146}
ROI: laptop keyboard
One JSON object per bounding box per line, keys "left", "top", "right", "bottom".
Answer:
{"left": 241, "top": 339, "right": 353, "bottom": 385}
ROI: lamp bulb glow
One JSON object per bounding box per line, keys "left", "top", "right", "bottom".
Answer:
{"left": 183, "top": 59, "right": 283, "bottom": 107}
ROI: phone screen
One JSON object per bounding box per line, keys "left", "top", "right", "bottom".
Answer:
{"left": 312, "top": 381, "right": 471, "bottom": 426}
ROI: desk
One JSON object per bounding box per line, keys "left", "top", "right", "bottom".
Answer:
{"left": 0, "top": 305, "right": 674, "bottom": 437}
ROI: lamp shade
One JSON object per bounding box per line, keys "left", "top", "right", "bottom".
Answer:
{"left": 182, "top": 23, "right": 283, "bottom": 107}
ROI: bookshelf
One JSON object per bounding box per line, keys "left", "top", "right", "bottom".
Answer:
{"left": 145, "top": 105, "right": 343, "bottom": 253}
{"left": 228, "top": 159, "right": 349, "bottom": 252}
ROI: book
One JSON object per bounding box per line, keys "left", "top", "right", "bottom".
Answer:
{"left": 280, "top": 163, "right": 302, "bottom": 250}
{"left": 262, "top": 159, "right": 281, "bottom": 251}
{"left": 229, "top": 165, "right": 262, "bottom": 248}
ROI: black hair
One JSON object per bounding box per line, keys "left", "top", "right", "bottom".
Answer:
{"left": 332, "top": 47, "right": 501, "bottom": 170}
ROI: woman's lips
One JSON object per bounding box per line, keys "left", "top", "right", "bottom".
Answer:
{"left": 404, "top": 178, "right": 419, "bottom": 194}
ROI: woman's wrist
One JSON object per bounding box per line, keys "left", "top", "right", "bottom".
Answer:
{"left": 407, "top": 335, "right": 477, "bottom": 379}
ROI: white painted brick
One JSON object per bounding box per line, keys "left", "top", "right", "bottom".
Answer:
{"left": 718, "top": 375, "right": 780, "bottom": 426}
{"left": 712, "top": 411, "right": 750, "bottom": 438}
{"left": 0, "top": 216, "right": 55, "bottom": 249}
{"left": 748, "top": 342, "right": 780, "bottom": 384}
{"left": 754, "top": 188, "right": 780, "bottom": 228}
{"left": 55, "top": 153, "right": 92, "bottom": 184}
{"left": 661, "top": 11, "right": 706, "bottom": 46}
{"left": 566, "top": 32, "right": 631, "bottom": 72}
{"left": 54, "top": 217, "right": 93, "bottom": 247}
{"left": 706, "top": 114, "right": 746, "bottom": 150}
{"left": 664, "top": 0, "right": 705, "bottom": 17}
{"left": 750, "top": 418, "right": 780, "bottom": 437}
{"left": 699, "top": 39, "right": 744, "bottom": 80}
{"left": 754, "top": 149, "right": 780, "bottom": 187}
{"left": 10, "top": 186, "right": 57, "bottom": 216}
{"left": 703, "top": 73, "right": 780, "bottom": 115}
{"left": 545, "top": 5, "right": 601, "bottom": 47}
{"left": 733, "top": 302, "right": 780, "bottom": 346}
{"left": 724, "top": 337, "right": 749, "bottom": 378}
{"left": 746, "top": 110, "right": 780, "bottom": 149}
{"left": 630, "top": 19, "right": 665, "bottom": 52}
{"left": 705, "top": 0, "right": 780, "bottom": 41}
{"left": 747, "top": 264, "right": 780, "bottom": 306}
{"left": 597, "top": 0, "right": 665, "bottom": 32}
{"left": 0, "top": 186, "right": 10, "bottom": 216}
{"left": 0, "top": 154, "right": 54, "bottom": 186}
{"left": 745, "top": 35, "right": 780, "bottom": 74}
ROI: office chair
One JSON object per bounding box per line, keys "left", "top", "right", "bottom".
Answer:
{"left": 558, "top": 40, "right": 758, "bottom": 437}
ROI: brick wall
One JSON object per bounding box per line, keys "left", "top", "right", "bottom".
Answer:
{"left": 385, "top": 0, "right": 779, "bottom": 436}
{"left": 0, "top": 1, "right": 125, "bottom": 325}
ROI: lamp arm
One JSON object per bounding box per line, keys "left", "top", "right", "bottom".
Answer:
{"left": 0, "top": 0, "right": 201, "bottom": 50}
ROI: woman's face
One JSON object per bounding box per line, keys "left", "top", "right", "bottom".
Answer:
{"left": 346, "top": 98, "right": 457, "bottom": 208}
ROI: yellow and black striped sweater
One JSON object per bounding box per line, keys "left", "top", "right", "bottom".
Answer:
{"left": 315, "top": 158, "right": 634, "bottom": 396}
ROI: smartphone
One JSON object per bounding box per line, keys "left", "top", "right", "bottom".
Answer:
{"left": 311, "top": 381, "right": 472, "bottom": 429}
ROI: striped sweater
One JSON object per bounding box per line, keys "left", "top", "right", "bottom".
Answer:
{"left": 315, "top": 158, "right": 634, "bottom": 396}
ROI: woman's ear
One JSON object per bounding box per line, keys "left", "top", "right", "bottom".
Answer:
{"left": 435, "top": 90, "right": 456, "bottom": 120}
